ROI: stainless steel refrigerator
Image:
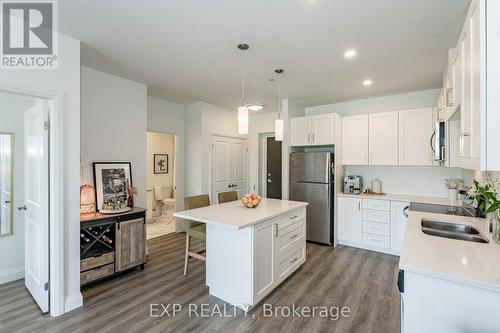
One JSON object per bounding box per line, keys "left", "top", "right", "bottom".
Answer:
{"left": 290, "top": 152, "right": 334, "bottom": 245}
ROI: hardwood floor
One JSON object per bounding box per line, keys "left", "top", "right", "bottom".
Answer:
{"left": 0, "top": 233, "right": 401, "bottom": 333}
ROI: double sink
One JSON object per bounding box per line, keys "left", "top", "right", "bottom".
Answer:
{"left": 421, "top": 219, "right": 489, "bottom": 244}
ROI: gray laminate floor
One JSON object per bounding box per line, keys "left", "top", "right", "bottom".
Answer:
{"left": 0, "top": 233, "right": 401, "bottom": 333}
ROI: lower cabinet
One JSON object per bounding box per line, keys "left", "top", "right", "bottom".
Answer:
{"left": 254, "top": 221, "right": 277, "bottom": 300}
{"left": 116, "top": 218, "right": 147, "bottom": 272}
{"left": 338, "top": 197, "right": 409, "bottom": 255}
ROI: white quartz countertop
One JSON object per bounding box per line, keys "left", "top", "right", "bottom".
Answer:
{"left": 337, "top": 192, "right": 463, "bottom": 206}
{"left": 174, "top": 198, "right": 308, "bottom": 230}
{"left": 399, "top": 211, "right": 500, "bottom": 292}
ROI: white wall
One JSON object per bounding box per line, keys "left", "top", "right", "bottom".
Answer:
{"left": 0, "top": 34, "right": 81, "bottom": 313}
{"left": 147, "top": 132, "right": 175, "bottom": 218}
{"left": 147, "top": 97, "right": 185, "bottom": 229}
{"left": 249, "top": 112, "right": 277, "bottom": 193}
{"left": 80, "top": 67, "right": 148, "bottom": 208}
{"left": 185, "top": 102, "right": 244, "bottom": 198}
{"left": 0, "top": 98, "right": 32, "bottom": 284}
{"left": 305, "top": 89, "right": 441, "bottom": 116}
{"left": 346, "top": 165, "right": 462, "bottom": 197}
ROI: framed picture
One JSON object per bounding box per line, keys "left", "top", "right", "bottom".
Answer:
{"left": 154, "top": 154, "right": 168, "bottom": 174}
{"left": 93, "top": 162, "right": 132, "bottom": 211}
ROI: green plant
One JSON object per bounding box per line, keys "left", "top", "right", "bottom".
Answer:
{"left": 471, "top": 179, "right": 500, "bottom": 215}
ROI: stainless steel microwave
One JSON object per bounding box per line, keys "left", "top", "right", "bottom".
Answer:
{"left": 431, "top": 121, "right": 446, "bottom": 161}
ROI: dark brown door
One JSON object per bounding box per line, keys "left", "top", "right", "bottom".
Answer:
{"left": 266, "top": 137, "right": 282, "bottom": 199}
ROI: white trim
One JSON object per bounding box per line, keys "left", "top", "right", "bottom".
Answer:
{"left": 0, "top": 266, "right": 24, "bottom": 284}
{"left": 0, "top": 83, "right": 69, "bottom": 317}
{"left": 64, "top": 292, "right": 83, "bottom": 313}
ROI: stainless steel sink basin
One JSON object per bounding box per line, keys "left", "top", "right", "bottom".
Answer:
{"left": 421, "top": 219, "right": 480, "bottom": 234}
{"left": 421, "top": 219, "right": 489, "bottom": 244}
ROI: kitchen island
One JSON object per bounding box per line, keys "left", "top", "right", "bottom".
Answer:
{"left": 174, "top": 198, "right": 308, "bottom": 310}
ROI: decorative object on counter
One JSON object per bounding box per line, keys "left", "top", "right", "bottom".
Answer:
{"left": 80, "top": 184, "right": 96, "bottom": 214}
{"left": 445, "top": 178, "right": 463, "bottom": 201}
{"left": 153, "top": 154, "right": 168, "bottom": 174}
{"left": 470, "top": 178, "right": 500, "bottom": 244}
{"left": 127, "top": 180, "right": 137, "bottom": 208}
{"left": 362, "top": 188, "right": 386, "bottom": 196}
{"left": 372, "top": 178, "right": 382, "bottom": 194}
{"left": 241, "top": 193, "right": 262, "bottom": 208}
{"left": 93, "top": 162, "right": 133, "bottom": 212}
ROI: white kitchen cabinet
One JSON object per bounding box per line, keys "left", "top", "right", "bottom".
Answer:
{"left": 390, "top": 201, "right": 409, "bottom": 253}
{"left": 369, "top": 112, "right": 398, "bottom": 165}
{"left": 290, "top": 117, "right": 311, "bottom": 146}
{"left": 342, "top": 114, "right": 369, "bottom": 165}
{"left": 290, "top": 114, "right": 335, "bottom": 146}
{"left": 338, "top": 197, "right": 362, "bottom": 243}
{"left": 398, "top": 108, "right": 434, "bottom": 166}
{"left": 253, "top": 221, "right": 276, "bottom": 301}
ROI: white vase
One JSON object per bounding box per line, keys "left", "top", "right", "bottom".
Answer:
{"left": 447, "top": 189, "right": 458, "bottom": 201}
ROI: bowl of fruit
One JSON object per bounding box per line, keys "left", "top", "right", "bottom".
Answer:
{"left": 241, "top": 193, "right": 262, "bottom": 208}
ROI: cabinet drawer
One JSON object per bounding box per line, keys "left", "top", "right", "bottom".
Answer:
{"left": 278, "top": 221, "right": 305, "bottom": 253}
{"left": 363, "top": 199, "right": 390, "bottom": 211}
{"left": 363, "top": 209, "right": 390, "bottom": 224}
{"left": 80, "top": 263, "right": 114, "bottom": 284}
{"left": 363, "top": 233, "right": 390, "bottom": 249}
{"left": 279, "top": 208, "right": 306, "bottom": 227}
{"left": 80, "top": 252, "right": 114, "bottom": 272}
{"left": 363, "top": 221, "right": 390, "bottom": 236}
{"left": 278, "top": 245, "right": 305, "bottom": 278}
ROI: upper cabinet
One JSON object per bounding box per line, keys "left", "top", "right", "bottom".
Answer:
{"left": 399, "top": 108, "right": 434, "bottom": 166}
{"left": 369, "top": 112, "right": 399, "bottom": 165}
{"left": 290, "top": 113, "right": 335, "bottom": 146}
{"left": 342, "top": 114, "right": 369, "bottom": 165}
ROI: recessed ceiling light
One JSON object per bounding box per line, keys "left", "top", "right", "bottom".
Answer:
{"left": 363, "top": 79, "right": 373, "bottom": 86}
{"left": 344, "top": 49, "right": 357, "bottom": 59}
{"left": 245, "top": 103, "right": 264, "bottom": 112}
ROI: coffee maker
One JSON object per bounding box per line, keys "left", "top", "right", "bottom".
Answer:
{"left": 343, "top": 176, "right": 362, "bottom": 194}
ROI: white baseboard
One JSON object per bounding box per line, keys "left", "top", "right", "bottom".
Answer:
{"left": 64, "top": 292, "right": 83, "bottom": 313}
{"left": 0, "top": 266, "right": 24, "bottom": 284}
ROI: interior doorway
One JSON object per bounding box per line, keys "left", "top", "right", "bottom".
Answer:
{"left": 259, "top": 133, "right": 282, "bottom": 199}
{"left": 146, "top": 131, "right": 177, "bottom": 240}
{"left": 0, "top": 91, "right": 53, "bottom": 314}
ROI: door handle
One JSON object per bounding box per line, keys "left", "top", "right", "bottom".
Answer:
{"left": 18, "top": 205, "right": 27, "bottom": 211}
{"left": 403, "top": 206, "right": 409, "bottom": 218}
{"left": 267, "top": 179, "right": 272, "bottom": 183}
{"left": 4, "top": 200, "right": 10, "bottom": 204}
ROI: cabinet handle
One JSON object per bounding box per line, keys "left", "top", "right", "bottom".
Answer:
{"left": 274, "top": 224, "right": 278, "bottom": 237}
{"left": 312, "top": 133, "right": 315, "bottom": 142}
{"left": 307, "top": 133, "right": 311, "bottom": 143}
{"left": 289, "top": 257, "right": 298, "bottom": 264}
{"left": 289, "top": 234, "right": 298, "bottom": 239}
{"left": 403, "top": 206, "right": 409, "bottom": 218}
{"left": 289, "top": 215, "right": 298, "bottom": 220}
{"left": 358, "top": 202, "right": 361, "bottom": 211}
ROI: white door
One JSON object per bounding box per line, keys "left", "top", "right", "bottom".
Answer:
{"left": 0, "top": 135, "right": 12, "bottom": 234}
{"left": 290, "top": 117, "right": 311, "bottom": 146}
{"left": 24, "top": 101, "right": 50, "bottom": 313}
{"left": 398, "top": 108, "right": 434, "bottom": 165}
{"left": 311, "top": 114, "right": 335, "bottom": 145}
{"left": 369, "top": 112, "right": 399, "bottom": 165}
{"left": 212, "top": 136, "right": 247, "bottom": 203}
{"left": 338, "top": 197, "right": 362, "bottom": 243}
{"left": 342, "top": 115, "right": 369, "bottom": 165}
{"left": 390, "top": 201, "right": 409, "bottom": 253}
{"left": 253, "top": 220, "right": 276, "bottom": 302}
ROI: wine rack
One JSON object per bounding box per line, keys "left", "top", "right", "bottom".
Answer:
{"left": 80, "top": 223, "right": 115, "bottom": 260}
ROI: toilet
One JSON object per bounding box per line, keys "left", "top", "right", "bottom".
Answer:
{"left": 154, "top": 186, "right": 176, "bottom": 218}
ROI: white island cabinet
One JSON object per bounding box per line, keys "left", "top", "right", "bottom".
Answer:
{"left": 174, "top": 199, "right": 307, "bottom": 310}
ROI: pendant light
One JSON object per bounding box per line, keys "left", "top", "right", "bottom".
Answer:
{"left": 274, "top": 69, "right": 284, "bottom": 141}
{"left": 237, "top": 44, "right": 249, "bottom": 135}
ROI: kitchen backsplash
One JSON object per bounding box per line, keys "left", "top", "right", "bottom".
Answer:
{"left": 344, "top": 166, "right": 462, "bottom": 197}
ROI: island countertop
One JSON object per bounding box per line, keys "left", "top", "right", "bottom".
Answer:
{"left": 174, "top": 198, "right": 308, "bottom": 230}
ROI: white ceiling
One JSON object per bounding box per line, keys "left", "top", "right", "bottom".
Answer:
{"left": 59, "top": 0, "right": 470, "bottom": 111}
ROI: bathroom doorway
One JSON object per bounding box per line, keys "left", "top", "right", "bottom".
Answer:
{"left": 146, "top": 131, "right": 177, "bottom": 239}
